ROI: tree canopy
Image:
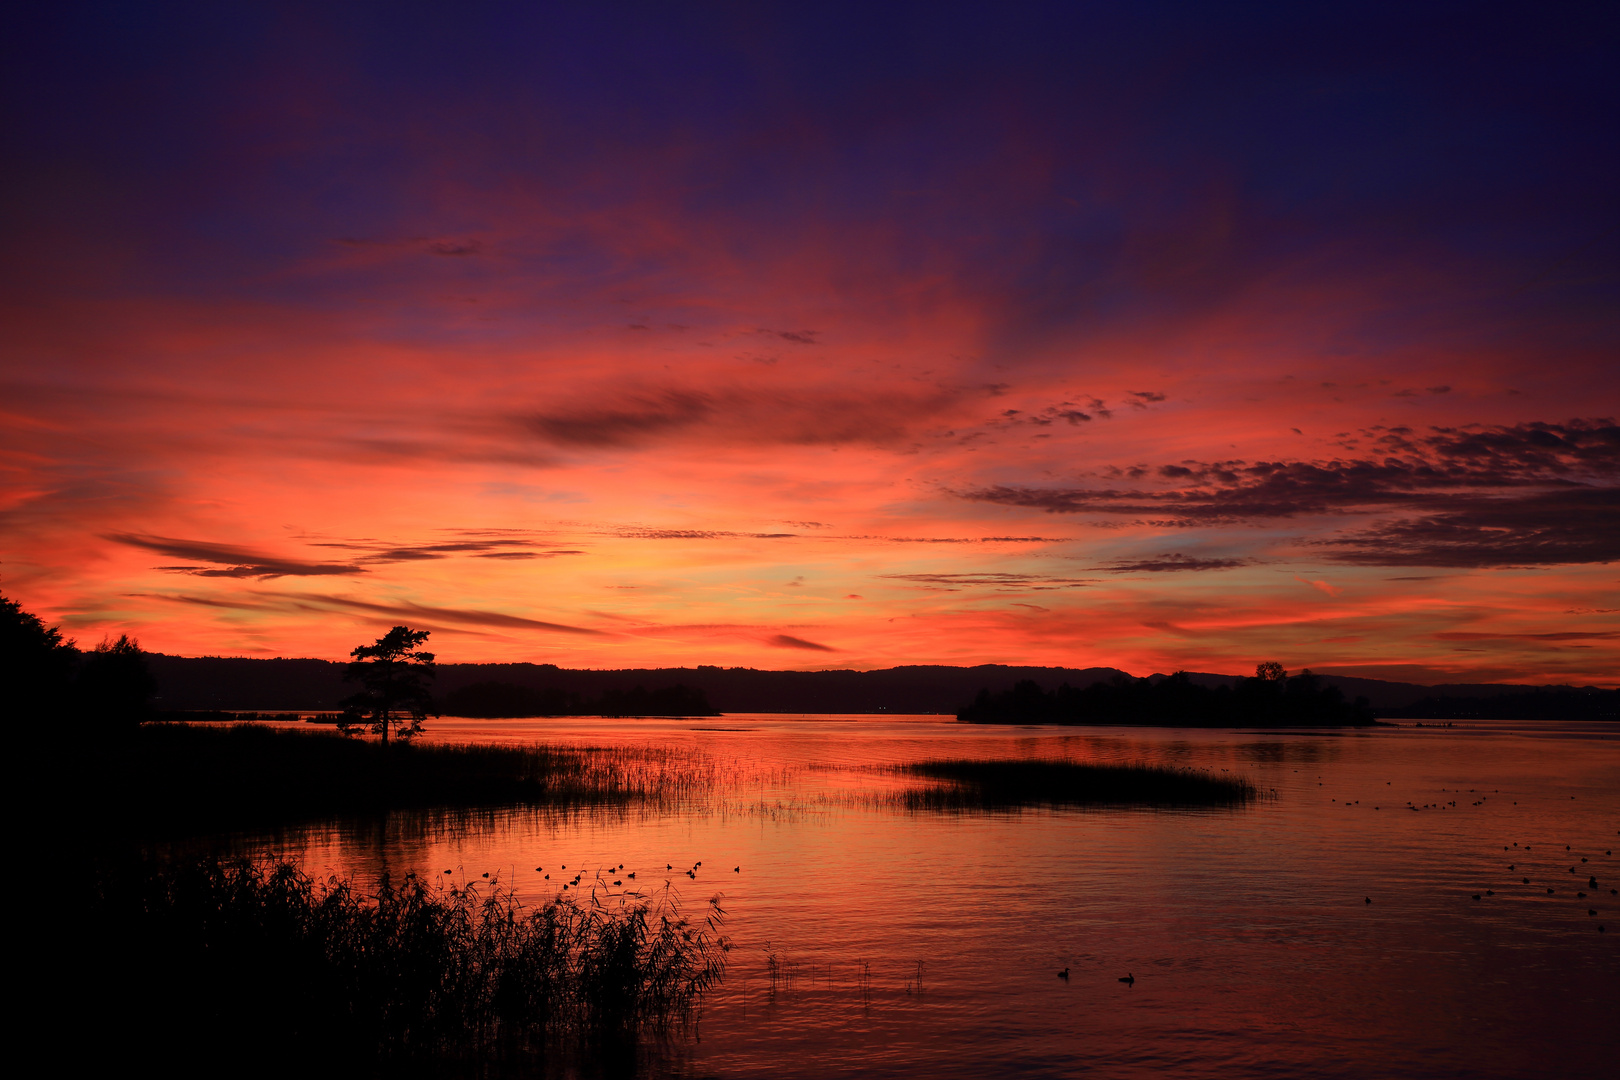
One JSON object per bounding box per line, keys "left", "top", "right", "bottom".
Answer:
{"left": 339, "top": 626, "right": 436, "bottom": 742}
{"left": 2, "top": 592, "right": 154, "bottom": 726}
{"left": 2, "top": 592, "right": 77, "bottom": 717}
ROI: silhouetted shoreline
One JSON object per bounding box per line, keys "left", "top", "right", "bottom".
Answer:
{"left": 138, "top": 653, "right": 1615, "bottom": 717}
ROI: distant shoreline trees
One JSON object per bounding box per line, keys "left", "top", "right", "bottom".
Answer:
{"left": 958, "top": 664, "right": 1376, "bottom": 727}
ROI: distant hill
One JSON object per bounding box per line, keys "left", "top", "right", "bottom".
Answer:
{"left": 143, "top": 655, "right": 1608, "bottom": 718}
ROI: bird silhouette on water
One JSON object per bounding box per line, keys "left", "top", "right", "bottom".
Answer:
{"left": 1058, "top": 968, "right": 1069, "bottom": 979}
{"left": 1119, "top": 973, "right": 1135, "bottom": 986}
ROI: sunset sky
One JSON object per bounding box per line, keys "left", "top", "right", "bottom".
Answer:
{"left": 3, "top": 4, "right": 1616, "bottom": 684}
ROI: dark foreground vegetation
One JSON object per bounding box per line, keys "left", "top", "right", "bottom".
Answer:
{"left": 958, "top": 665, "right": 1376, "bottom": 727}
{"left": 3, "top": 592, "right": 155, "bottom": 727}
{"left": 895, "top": 759, "right": 1257, "bottom": 810}
{"left": 86, "top": 856, "right": 728, "bottom": 1075}
{"left": 441, "top": 680, "right": 718, "bottom": 718}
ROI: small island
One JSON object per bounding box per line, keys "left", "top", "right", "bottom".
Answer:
{"left": 957, "top": 664, "right": 1376, "bottom": 727}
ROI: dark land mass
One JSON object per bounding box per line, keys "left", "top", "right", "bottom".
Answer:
{"left": 143, "top": 654, "right": 1613, "bottom": 719}
{"left": 958, "top": 671, "right": 1377, "bottom": 727}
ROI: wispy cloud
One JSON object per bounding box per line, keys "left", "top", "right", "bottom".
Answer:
{"left": 288, "top": 594, "right": 609, "bottom": 635}
{"left": 137, "top": 589, "right": 609, "bottom": 636}
{"left": 311, "top": 537, "right": 586, "bottom": 562}
{"left": 1097, "top": 555, "right": 1249, "bottom": 572}
{"left": 767, "top": 633, "right": 836, "bottom": 651}
{"left": 881, "top": 572, "right": 1094, "bottom": 590}
{"left": 109, "top": 533, "right": 366, "bottom": 578}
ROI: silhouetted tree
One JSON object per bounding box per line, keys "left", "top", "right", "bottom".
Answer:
{"left": 339, "top": 626, "right": 435, "bottom": 743}
{"left": 78, "top": 634, "right": 157, "bottom": 726}
{"left": 1, "top": 591, "right": 79, "bottom": 718}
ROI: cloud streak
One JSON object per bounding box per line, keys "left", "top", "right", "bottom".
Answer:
{"left": 287, "top": 594, "right": 610, "bottom": 636}
{"left": 520, "top": 386, "right": 965, "bottom": 450}
{"left": 1096, "top": 555, "right": 1250, "bottom": 572}
{"left": 109, "top": 534, "right": 367, "bottom": 578}
{"left": 881, "top": 573, "right": 1095, "bottom": 590}
{"left": 767, "top": 633, "right": 836, "bottom": 651}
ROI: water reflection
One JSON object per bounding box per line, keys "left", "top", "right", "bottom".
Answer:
{"left": 216, "top": 716, "right": 1617, "bottom": 1078}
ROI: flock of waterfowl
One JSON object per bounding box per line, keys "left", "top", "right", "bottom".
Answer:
{"left": 1323, "top": 774, "right": 1611, "bottom": 932}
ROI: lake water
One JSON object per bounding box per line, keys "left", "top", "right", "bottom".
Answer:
{"left": 264, "top": 715, "right": 1618, "bottom": 1078}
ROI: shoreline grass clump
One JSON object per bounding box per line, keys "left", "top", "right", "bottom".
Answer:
{"left": 83, "top": 722, "right": 718, "bottom": 837}
{"left": 894, "top": 758, "right": 1257, "bottom": 810}
{"left": 89, "top": 856, "right": 729, "bottom": 1071}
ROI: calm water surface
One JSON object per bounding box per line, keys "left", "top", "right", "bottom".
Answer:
{"left": 264, "top": 716, "right": 1618, "bottom": 1078}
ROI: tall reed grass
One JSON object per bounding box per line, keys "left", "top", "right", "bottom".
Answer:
{"left": 89, "top": 855, "right": 729, "bottom": 1071}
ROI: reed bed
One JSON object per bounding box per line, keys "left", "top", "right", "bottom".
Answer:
{"left": 108, "top": 723, "right": 720, "bottom": 835}
{"left": 891, "top": 758, "right": 1257, "bottom": 810}
{"left": 89, "top": 855, "right": 730, "bottom": 1071}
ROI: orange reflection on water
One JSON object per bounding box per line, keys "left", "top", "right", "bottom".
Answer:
{"left": 267, "top": 716, "right": 1616, "bottom": 1078}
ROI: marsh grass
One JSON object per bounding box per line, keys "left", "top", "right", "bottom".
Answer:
{"left": 891, "top": 758, "right": 1257, "bottom": 810}
{"left": 99, "top": 723, "right": 719, "bottom": 836}
{"left": 89, "top": 855, "right": 729, "bottom": 1072}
